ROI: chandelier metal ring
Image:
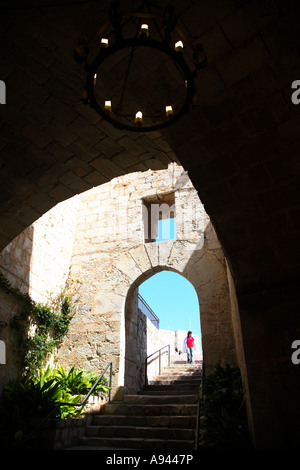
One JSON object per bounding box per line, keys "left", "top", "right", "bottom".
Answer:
{"left": 86, "top": 37, "right": 195, "bottom": 132}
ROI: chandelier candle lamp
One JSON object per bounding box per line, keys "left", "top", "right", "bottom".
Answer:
{"left": 74, "top": 1, "right": 207, "bottom": 132}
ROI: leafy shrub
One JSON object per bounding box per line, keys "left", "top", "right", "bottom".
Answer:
{"left": 0, "top": 365, "right": 109, "bottom": 449}
{"left": 36, "top": 365, "right": 109, "bottom": 396}
{"left": 199, "top": 363, "right": 252, "bottom": 449}
{"left": 0, "top": 273, "right": 78, "bottom": 376}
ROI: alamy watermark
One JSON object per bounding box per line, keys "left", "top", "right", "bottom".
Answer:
{"left": 0, "top": 340, "right": 6, "bottom": 364}
{"left": 291, "top": 80, "right": 300, "bottom": 105}
{"left": 99, "top": 201, "right": 208, "bottom": 247}
{"left": 0, "top": 80, "right": 6, "bottom": 104}
{"left": 291, "top": 340, "right": 300, "bottom": 365}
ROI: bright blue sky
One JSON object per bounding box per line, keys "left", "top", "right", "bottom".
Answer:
{"left": 156, "top": 218, "right": 176, "bottom": 242}
{"left": 138, "top": 270, "right": 202, "bottom": 350}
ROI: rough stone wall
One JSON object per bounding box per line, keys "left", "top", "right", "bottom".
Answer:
{"left": 0, "top": 196, "right": 79, "bottom": 304}
{"left": 0, "top": 225, "right": 34, "bottom": 296}
{"left": 56, "top": 163, "right": 237, "bottom": 397}
{"left": 0, "top": 163, "right": 238, "bottom": 397}
{"left": 28, "top": 196, "right": 79, "bottom": 304}
{"left": 0, "top": 196, "right": 79, "bottom": 390}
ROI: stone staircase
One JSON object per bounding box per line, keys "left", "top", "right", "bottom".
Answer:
{"left": 69, "top": 357, "right": 202, "bottom": 450}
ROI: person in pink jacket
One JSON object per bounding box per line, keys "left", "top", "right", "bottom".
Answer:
{"left": 183, "top": 331, "right": 195, "bottom": 364}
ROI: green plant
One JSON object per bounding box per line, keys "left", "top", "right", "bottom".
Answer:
{"left": 0, "top": 365, "right": 109, "bottom": 448}
{"left": 0, "top": 273, "right": 78, "bottom": 376}
{"left": 23, "top": 301, "right": 73, "bottom": 375}
{"left": 0, "top": 375, "right": 63, "bottom": 448}
{"left": 37, "top": 365, "right": 110, "bottom": 396}
{"left": 199, "top": 363, "right": 252, "bottom": 449}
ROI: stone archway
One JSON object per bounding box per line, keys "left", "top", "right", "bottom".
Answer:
{"left": 123, "top": 267, "right": 200, "bottom": 395}
{"left": 48, "top": 164, "right": 239, "bottom": 400}
{"left": 119, "top": 223, "right": 237, "bottom": 395}
{"left": 0, "top": 163, "right": 241, "bottom": 402}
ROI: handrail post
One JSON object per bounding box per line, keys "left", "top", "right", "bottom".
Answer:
{"left": 159, "top": 349, "right": 161, "bottom": 375}
{"left": 195, "top": 361, "right": 205, "bottom": 450}
{"left": 168, "top": 344, "right": 170, "bottom": 367}
{"left": 195, "top": 400, "right": 201, "bottom": 450}
{"left": 144, "top": 344, "right": 170, "bottom": 388}
{"left": 109, "top": 362, "right": 112, "bottom": 401}
{"left": 145, "top": 357, "right": 148, "bottom": 387}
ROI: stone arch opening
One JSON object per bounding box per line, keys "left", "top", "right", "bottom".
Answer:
{"left": 120, "top": 215, "right": 237, "bottom": 395}
{"left": 123, "top": 267, "right": 203, "bottom": 394}
{"left": 139, "top": 270, "right": 201, "bottom": 343}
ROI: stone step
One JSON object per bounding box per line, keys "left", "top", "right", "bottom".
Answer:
{"left": 92, "top": 414, "right": 197, "bottom": 428}
{"left": 165, "top": 363, "right": 202, "bottom": 368}
{"left": 161, "top": 366, "right": 199, "bottom": 369}
{"left": 160, "top": 368, "right": 201, "bottom": 374}
{"left": 123, "top": 394, "right": 199, "bottom": 405}
{"left": 138, "top": 389, "right": 198, "bottom": 395}
{"left": 152, "top": 374, "right": 202, "bottom": 381}
{"left": 170, "top": 359, "right": 202, "bottom": 366}
{"left": 148, "top": 379, "right": 201, "bottom": 386}
{"left": 85, "top": 425, "right": 195, "bottom": 440}
{"left": 78, "top": 436, "right": 195, "bottom": 450}
{"left": 155, "top": 371, "right": 202, "bottom": 379}
{"left": 143, "top": 382, "right": 200, "bottom": 391}
{"left": 67, "top": 359, "right": 202, "bottom": 450}
{"left": 164, "top": 366, "right": 201, "bottom": 371}
{"left": 100, "top": 402, "right": 198, "bottom": 416}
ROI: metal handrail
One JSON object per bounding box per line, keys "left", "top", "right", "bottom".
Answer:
{"left": 195, "top": 361, "right": 205, "bottom": 450}
{"left": 145, "top": 344, "right": 170, "bottom": 387}
{"left": 138, "top": 294, "right": 160, "bottom": 329}
{"left": 17, "top": 362, "right": 113, "bottom": 449}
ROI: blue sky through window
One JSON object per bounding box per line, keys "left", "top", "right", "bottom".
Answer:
{"left": 156, "top": 218, "right": 176, "bottom": 242}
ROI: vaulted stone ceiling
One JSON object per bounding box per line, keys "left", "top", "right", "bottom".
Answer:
{"left": 1, "top": 0, "right": 300, "bottom": 448}
{"left": 0, "top": 0, "right": 299, "bottom": 296}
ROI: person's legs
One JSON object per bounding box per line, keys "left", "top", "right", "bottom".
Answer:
{"left": 187, "top": 347, "right": 191, "bottom": 363}
{"left": 187, "top": 347, "right": 193, "bottom": 363}
{"left": 190, "top": 347, "right": 194, "bottom": 364}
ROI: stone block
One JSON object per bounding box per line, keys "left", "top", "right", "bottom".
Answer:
{"left": 69, "top": 116, "right": 103, "bottom": 146}
{"left": 144, "top": 242, "right": 159, "bottom": 267}
{"left": 220, "top": 0, "right": 279, "bottom": 46}
{"left": 43, "top": 95, "right": 78, "bottom": 126}
{"left": 194, "top": 66, "right": 225, "bottom": 104}
{"left": 144, "top": 158, "right": 166, "bottom": 171}
{"left": 22, "top": 122, "right": 53, "bottom": 149}
{"left": 113, "top": 251, "right": 143, "bottom": 282}
{"left": 111, "top": 151, "right": 140, "bottom": 169}
{"left": 240, "top": 105, "right": 277, "bottom": 135}
{"left": 49, "top": 120, "right": 78, "bottom": 147}
{"left": 215, "top": 36, "right": 270, "bottom": 87}
{"left": 200, "top": 25, "right": 232, "bottom": 63}
{"left": 49, "top": 183, "right": 75, "bottom": 203}
{"left": 83, "top": 170, "right": 109, "bottom": 187}
{"left": 116, "top": 135, "right": 145, "bottom": 157}
{"left": 93, "top": 291, "right": 125, "bottom": 315}
{"left": 129, "top": 246, "right": 153, "bottom": 276}
{"left": 59, "top": 170, "right": 90, "bottom": 193}
{"left": 9, "top": 68, "right": 49, "bottom": 105}
{"left": 90, "top": 156, "right": 123, "bottom": 180}
{"left": 94, "top": 137, "right": 124, "bottom": 160}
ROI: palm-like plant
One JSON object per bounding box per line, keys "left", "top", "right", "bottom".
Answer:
{"left": 0, "top": 365, "right": 110, "bottom": 448}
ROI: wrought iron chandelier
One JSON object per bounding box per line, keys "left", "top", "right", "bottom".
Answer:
{"left": 74, "top": 1, "right": 207, "bottom": 132}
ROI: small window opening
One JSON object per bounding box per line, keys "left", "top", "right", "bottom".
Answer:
{"left": 142, "top": 192, "right": 176, "bottom": 243}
